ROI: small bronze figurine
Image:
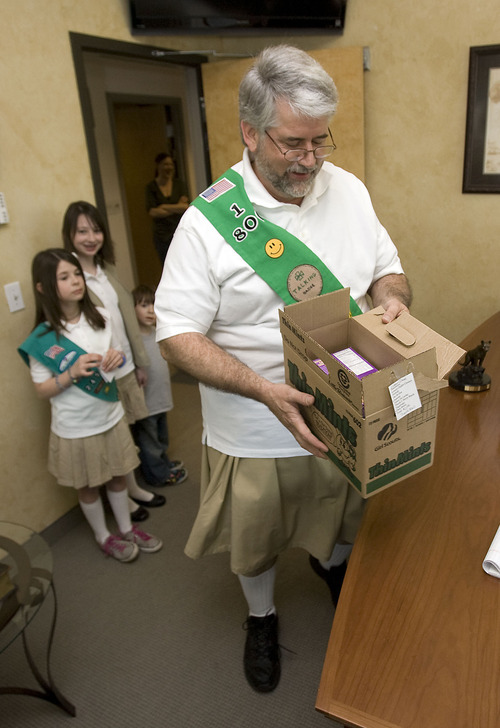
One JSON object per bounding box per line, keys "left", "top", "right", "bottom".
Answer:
{"left": 449, "top": 340, "right": 491, "bottom": 392}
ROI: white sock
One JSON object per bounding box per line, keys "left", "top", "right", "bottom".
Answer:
{"left": 238, "top": 566, "right": 277, "bottom": 617}
{"left": 106, "top": 488, "right": 133, "bottom": 535}
{"left": 320, "top": 543, "right": 353, "bottom": 570}
{"left": 79, "top": 497, "right": 110, "bottom": 544}
{"left": 125, "top": 471, "right": 153, "bottom": 503}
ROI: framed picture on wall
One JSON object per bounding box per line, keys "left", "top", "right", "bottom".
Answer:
{"left": 463, "top": 44, "right": 500, "bottom": 193}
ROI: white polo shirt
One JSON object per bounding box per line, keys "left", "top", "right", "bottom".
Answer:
{"left": 155, "top": 151, "right": 404, "bottom": 458}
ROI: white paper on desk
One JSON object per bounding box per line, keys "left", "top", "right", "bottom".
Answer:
{"left": 482, "top": 526, "right": 500, "bottom": 577}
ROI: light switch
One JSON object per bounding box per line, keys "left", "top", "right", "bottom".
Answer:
{"left": 4, "top": 281, "right": 25, "bottom": 312}
{"left": 0, "top": 193, "right": 9, "bottom": 224}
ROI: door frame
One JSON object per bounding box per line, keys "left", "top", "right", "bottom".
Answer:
{"left": 69, "top": 32, "right": 210, "bottom": 221}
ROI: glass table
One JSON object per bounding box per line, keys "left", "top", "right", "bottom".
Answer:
{"left": 0, "top": 521, "right": 75, "bottom": 716}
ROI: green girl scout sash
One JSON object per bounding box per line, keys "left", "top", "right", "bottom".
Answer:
{"left": 192, "top": 168, "right": 363, "bottom": 316}
{"left": 18, "top": 323, "right": 118, "bottom": 402}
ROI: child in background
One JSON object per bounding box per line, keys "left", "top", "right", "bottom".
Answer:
{"left": 132, "top": 285, "right": 188, "bottom": 487}
{"left": 19, "top": 249, "right": 162, "bottom": 563}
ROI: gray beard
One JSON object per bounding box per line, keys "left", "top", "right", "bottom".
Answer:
{"left": 253, "top": 155, "right": 319, "bottom": 200}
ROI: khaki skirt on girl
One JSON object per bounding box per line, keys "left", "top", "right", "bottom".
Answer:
{"left": 48, "top": 416, "right": 139, "bottom": 489}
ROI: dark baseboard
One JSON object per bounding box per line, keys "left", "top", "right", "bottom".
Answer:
{"left": 41, "top": 505, "right": 84, "bottom": 547}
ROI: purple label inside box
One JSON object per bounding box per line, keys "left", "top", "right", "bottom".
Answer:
{"left": 313, "top": 347, "right": 378, "bottom": 380}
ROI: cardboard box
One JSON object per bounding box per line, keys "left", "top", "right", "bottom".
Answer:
{"left": 279, "top": 289, "right": 465, "bottom": 498}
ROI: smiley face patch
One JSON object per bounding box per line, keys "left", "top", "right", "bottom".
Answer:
{"left": 265, "top": 238, "right": 285, "bottom": 258}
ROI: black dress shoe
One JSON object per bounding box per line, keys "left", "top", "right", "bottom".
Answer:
{"left": 309, "top": 555, "right": 347, "bottom": 607}
{"left": 243, "top": 613, "right": 280, "bottom": 693}
{"left": 130, "top": 505, "right": 149, "bottom": 522}
{"left": 131, "top": 493, "right": 166, "bottom": 508}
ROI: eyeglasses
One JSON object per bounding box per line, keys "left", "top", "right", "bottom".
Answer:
{"left": 264, "top": 128, "right": 336, "bottom": 162}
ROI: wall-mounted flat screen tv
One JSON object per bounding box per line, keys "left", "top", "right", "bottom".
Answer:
{"left": 130, "top": 1, "right": 347, "bottom": 34}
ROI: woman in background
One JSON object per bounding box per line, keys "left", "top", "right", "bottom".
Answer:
{"left": 145, "top": 152, "right": 189, "bottom": 264}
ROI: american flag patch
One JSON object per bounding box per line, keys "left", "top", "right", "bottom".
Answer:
{"left": 44, "top": 344, "right": 64, "bottom": 360}
{"left": 200, "top": 178, "right": 235, "bottom": 202}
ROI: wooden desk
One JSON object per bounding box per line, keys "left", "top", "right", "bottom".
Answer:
{"left": 316, "top": 312, "right": 500, "bottom": 728}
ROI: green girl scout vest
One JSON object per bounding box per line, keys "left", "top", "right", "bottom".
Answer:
{"left": 19, "top": 323, "right": 118, "bottom": 402}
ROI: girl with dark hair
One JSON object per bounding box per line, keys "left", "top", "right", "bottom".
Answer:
{"left": 62, "top": 201, "right": 166, "bottom": 518}
{"left": 19, "top": 249, "right": 162, "bottom": 562}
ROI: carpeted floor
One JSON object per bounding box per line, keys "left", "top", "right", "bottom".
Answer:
{"left": 0, "top": 372, "right": 343, "bottom": 728}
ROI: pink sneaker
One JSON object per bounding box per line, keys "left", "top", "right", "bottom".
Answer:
{"left": 121, "top": 525, "right": 163, "bottom": 553}
{"left": 100, "top": 534, "right": 139, "bottom": 563}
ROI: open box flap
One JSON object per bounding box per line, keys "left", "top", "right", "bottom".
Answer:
{"left": 360, "top": 349, "right": 438, "bottom": 415}
{"left": 280, "top": 307, "right": 341, "bottom": 370}
{"left": 281, "top": 287, "right": 350, "bottom": 331}
{"left": 280, "top": 313, "right": 365, "bottom": 406}
{"left": 414, "top": 372, "right": 449, "bottom": 392}
{"left": 357, "top": 307, "right": 465, "bottom": 379}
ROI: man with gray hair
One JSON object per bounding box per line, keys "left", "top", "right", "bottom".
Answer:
{"left": 155, "top": 45, "right": 411, "bottom": 693}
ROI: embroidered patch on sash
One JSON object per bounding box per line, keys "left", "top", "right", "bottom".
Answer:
{"left": 265, "top": 239, "right": 285, "bottom": 258}
{"left": 287, "top": 265, "right": 323, "bottom": 301}
{"left": 200, "top": 178, "right": 235, "bottom": 202}
{"left": 44, "top": 344, "right": 64, "bottom": 359}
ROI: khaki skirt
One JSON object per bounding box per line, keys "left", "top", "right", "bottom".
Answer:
{"left": 116, "top": 371, "right": 149, "bottom": 424}
{"left": 184, "top": 445, "right": 365, "bottom": 576}
{"left": 48, "top": 416, "right": 140, "bottom": 489}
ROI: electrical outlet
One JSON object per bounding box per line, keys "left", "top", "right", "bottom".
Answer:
{"left": 4, "top": 281, "right": 25, "bottom": 312}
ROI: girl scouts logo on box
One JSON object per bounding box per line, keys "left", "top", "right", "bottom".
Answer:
{"left": 337, "top": 369, "right": 350, "bottom": 390}
{"left": 378, "top": 422, "right": 398, "bottom": 441}
{"left": 287, "top": 264, "right": 323, "bottom": 301}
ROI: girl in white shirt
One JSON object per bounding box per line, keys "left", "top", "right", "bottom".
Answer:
{"left": 62, "top": 201, "right": 166, "bottom": 519}
{"left": 19, "top": 249, "right": 162, "bottom": 562}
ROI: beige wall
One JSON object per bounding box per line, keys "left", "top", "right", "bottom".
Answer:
{"left": 1, "top": 0, "right": 498, "bottom": 530}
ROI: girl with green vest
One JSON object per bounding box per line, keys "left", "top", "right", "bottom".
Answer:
{"left": 19, "top": 249, "right": 162, "bottom": 562}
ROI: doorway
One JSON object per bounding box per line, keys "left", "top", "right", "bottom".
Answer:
{"left": 69, "top": 33, "right": 210, "bottom": 291}
{"left": 111, "top": 98, "right": 188, "bottom": 288}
